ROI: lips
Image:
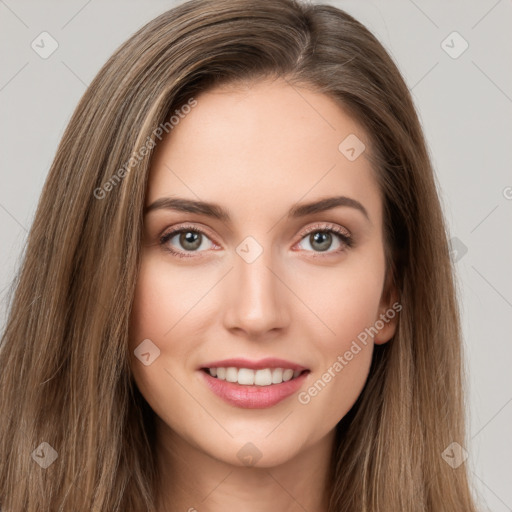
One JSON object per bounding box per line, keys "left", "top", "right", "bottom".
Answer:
{"left": 200, "top": 357, "right": 308, "bottom": 372}
{"left": 198, "top": 357, "right": 310, "bottom": 408}
{"left": 200, "top": 370, "right": 309, "bottom": 408}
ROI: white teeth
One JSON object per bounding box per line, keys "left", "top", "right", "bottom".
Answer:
{"left": 254, "top": 369, "right": 272, "bottom": 386}
{"left": 207, "top": 367, "right": 303, "bottom": 386}
{"left": 283, "top": 369, "right": 294, "bottom": 382}
{"left": 225, "top": 367, "right": 238, "bottom": 383}
{"left": 271, "top": 368, "right": 283, "bottom": 384}
{"left": 237, "top": 368, "right": 255, "bottom": 385}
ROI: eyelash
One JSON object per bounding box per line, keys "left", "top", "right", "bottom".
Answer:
{"left": 159, "top": 222, "right": 354, "bottom": 259}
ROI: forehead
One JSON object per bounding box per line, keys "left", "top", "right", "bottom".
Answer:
{"left": 147, "top": 78, "right": 382, "bottom": 226}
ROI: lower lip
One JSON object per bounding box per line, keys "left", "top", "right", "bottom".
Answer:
{"left": 199, "top": 370, "right": 309, "bottom": 409}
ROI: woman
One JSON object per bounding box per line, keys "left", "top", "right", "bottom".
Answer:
{"left": 0, "top": 0, "right": 480, "bottom": 510}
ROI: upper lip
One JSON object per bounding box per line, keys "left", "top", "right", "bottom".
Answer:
{"left": 200, "top": 357, "right": 308, "bottom": 372}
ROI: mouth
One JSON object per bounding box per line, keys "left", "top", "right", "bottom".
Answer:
{"left": 201, "top": 367, "right": 309, "bottom": 386}
{"left": 198, "top": 358, "right": 311, "bottom": 409}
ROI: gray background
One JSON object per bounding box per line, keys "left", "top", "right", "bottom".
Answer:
{"left": 1, "top": 1, "right": 511, "bottom": 510}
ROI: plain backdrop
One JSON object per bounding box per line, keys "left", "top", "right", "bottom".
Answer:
{"left": 1, "top": 1, "right": 511, "bottom": 510}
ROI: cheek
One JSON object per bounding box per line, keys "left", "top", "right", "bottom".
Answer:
{"left": 294, "top": 299, "right": 379, "bottom": 432}
{"left": 128, "top": 255, "right": 200, "bottom": 380}
{"left": 129, "top": 254, "right": 211, "bottom": 349}
{"left": 292, "top": 247, "right": 385, "bottom": 423}
{"left": 293, "top": 242, "right": 385, "bottom": 346}
{"left": 128, "top": 255, "right": 208, "bottom": 420}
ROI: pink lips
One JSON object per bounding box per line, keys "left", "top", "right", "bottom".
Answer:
{"left": 200, "top": 357, "right": 308, "bottom": 372}
{"left": 199, "top": 357, "right": 310, "bottom": 409}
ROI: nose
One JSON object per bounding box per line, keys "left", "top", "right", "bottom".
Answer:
{"left": 222, "top": 245, "right": 291, "bottom": 338}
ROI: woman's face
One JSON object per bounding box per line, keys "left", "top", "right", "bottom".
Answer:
{"left": 129, "top": 78, "right": 397, "bottom": 468}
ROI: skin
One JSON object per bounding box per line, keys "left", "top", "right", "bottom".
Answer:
{"left": 128, "top": 77, "right": 398, "bottom": 512}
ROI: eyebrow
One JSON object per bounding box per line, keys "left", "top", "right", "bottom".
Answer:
{"left": 144, "top": 195, "right": 370, "bottom": 223}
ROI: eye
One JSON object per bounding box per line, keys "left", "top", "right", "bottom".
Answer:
{"left": 295, "top": 223, "right": 353, "bottom": 255}
{"left": 159, "top": 222, "right": 353, "bottom": 259}
{"left": 159, "top": 224, "right": 216, "bottom": 258}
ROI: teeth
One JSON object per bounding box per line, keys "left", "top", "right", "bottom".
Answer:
{"left": 283, "top": 369, "right": 294, "bottom": 381}
{"left": 238, "top": 368, "right": 255, "bottom": 385}
{"left": 225, "top": 367, "right": 238, "bottom": 383}
{"left": 255, "top": 369, "right": 272, "bottom": 386}
{"left": 207, "top": 367, "right": 303, "bottom": 386}
{"left": 271, "top": 368, "right": 283, "bottom": 384}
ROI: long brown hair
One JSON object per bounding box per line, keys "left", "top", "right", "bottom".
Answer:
{"left": 0, "top": 0, "right": 480, "bottom": 510}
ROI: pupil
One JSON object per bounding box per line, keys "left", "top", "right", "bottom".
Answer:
{"left": 311, "top": 232, "right": 331, "bottom": 251}
{"left": 181, "top": 231, "right": 201, "bottom": 250}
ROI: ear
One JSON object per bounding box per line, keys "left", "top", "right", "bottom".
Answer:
{"left": 373, "top": 276, "right": 400, "bottom": 346}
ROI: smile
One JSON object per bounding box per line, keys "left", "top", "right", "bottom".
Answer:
{"left": 199, "top": 368, "right": 310, "bottom": 409}
{"left": 203, "top": 367, "right": 305, "bottom": 386}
